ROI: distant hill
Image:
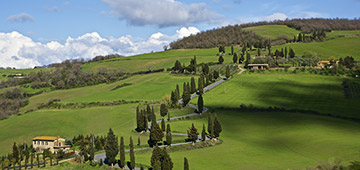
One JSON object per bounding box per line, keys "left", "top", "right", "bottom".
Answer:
{"left": 170, "top": 18, "right": 360, "bottom": 49}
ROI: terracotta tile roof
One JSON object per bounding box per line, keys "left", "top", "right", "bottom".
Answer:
{"left": 33, "top": 136, "right": 58, "bottom": 141}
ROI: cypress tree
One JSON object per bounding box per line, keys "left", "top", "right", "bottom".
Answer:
{"left": 136, "top": 106, "right": 140, "bottom": 130}
{"left": 153, "top": 160, "right": 161, "bottom": 170}
{"left": 162, "top": 148, "right": 173, "bottom": 170}
{"left": 170, "top": 91, "right": 177, "bottom": 107}
{"left": 143, "top": 110, "right": 148, "bottom": 131}
{"left": 231, "top": 45, "right": 234, "bottom": 55}
{"left": 166, "top": 124, "right": 172, "bottom": 145}
{"left": 129, "top": 137, "right": 135, "bottom": 170}
{"left": 297, "top": 33, "right": 302, "bottom": 42}
{"left": 12, "top": 143, "right": 19, "bottom": 166}
{"left": 105, "top": 128, "right": 118, "bottom": 166}
{"left": 168, "top": 112, "right": 171, "bottom": 121}
{"left": 218, "top": 56, "right": 224, "bottom": 64}
{"left": 176, "top": 84, "right": 180, "bottom": 100}
{"left": 151, "top": 145, "right": 162, "bottom": 167}
{"left": 225, "top": 65, "right": 230, "bottom": 78}
{"left": 233, "top": 52, "right": 238, "bottom": 63}
{"left": 257, "top": 48, "right": 261, "bottom": 56}
{"left": 43, "top": 152, "right": 46, "bottom": 167}
{"left": 213, "top": 114, "right": 222, "bottom": 138}
{"left": 150, "top": 120, "right": 164, "bottom": 144}
{"left": 30, "top": 153, "right": 33, "bottom": 169}
{"left": 37, "top": 154, "right": 40, "bottom": 168}
{"left": 161, "top": 118, "right": 166, "bottom": 132}
{"left": 201, "top": 124, "right": 206, "bottom": 141}
{"left": 146, "top": 105, "right": 152, "bottom": 122}
{"left": 285, "top": 47, "right": 288, "bottom": 59}
{"left": 289, "top": 48, "right": 295, "bottom": 58}
{"left": 119, "top": 137, "right": 125, "bottom": 168}
{"left": 89, "top": 143, "right": 95, "bottom": 164}
{"left": 138, "top": 137, "right": 141, "bottom": 146}
{"left": 208, "top": 114, "right": 213, "bottom": 138}
{"left": 198, "top": 77, "right": 203, "bottom": 94}
{"left": 182, "top": 82, "right": 191, "bottom": 106}
{"left": 151, "top": 106, "right": 156, "bottom": 122}
{"left": 184, "top": 157, "right": 189, "bottom": 170}
{"left": 190, "top": 77, "right": 196, "bottom": 94}
{"left": 160, "top": 104, "right": 168, "bottom": 117}
{"left": 245, "top": 52, "right": 251, "bottom": 67}
{"left": 187, "top": 123, "right": 199, "bottom": 142}
{"left": 198, "top": 94, "right": 204, "bottom": 113}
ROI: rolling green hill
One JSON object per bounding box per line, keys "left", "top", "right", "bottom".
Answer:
{"left": 243, "top": 25, "right": 300, "bottom": 39}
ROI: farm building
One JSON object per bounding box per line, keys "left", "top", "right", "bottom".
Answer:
{"left": 247, "top": 64, "right": 269, "bottom": 70}
{"left": 32, "top": 136, "right": 70, "bottom": 153}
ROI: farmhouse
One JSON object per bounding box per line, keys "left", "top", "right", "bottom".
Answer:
{"left": 247, "top": 64, "right": 269, "bottom": 70}
{"left": 32, "top": 136, "right": 70, "bottom": 153}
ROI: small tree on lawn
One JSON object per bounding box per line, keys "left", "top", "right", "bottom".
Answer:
{"left": 187, "top": 123, "right": 199, "bottom": 143}
{"left": 190, "top": 77, "right": 196, "bottom": 94}
{"left": 129, "top": 137, "right": 135, "bottom": 170}
{"left": 160, "top": 104, "right": 168, "bottom": 117}
{"left": 213, "top": 114, "right": 222, "bottom": 138}
{"left": 218, "top": 56, "right": 224, "bottom": 64}
{"left": 184, "top": 157, "right": 189, "bottom": 170}
{"left": 150, "top": 120, "right": 164, "bottom": 146}
{"left": 166, "top": 124, "right": 172, "bottom": 145}
{"left": 233, "top": 52, "right": 238, "bottom": 64}
{"left": 225, "top": 65, "right": 230, "bottom": 78}
{"left": 198, "top": 94, "right": 204, "bottom": 113}
{"left": 119, "top": 136, "right": 125, "bottom": 168}
{"left": 151, "top": 145, "right": 162, "bottom": 167}
{"left": 105, "top": 128, "right": 118, "bottom": 166}
{"left": 208, "top": 114, "right": 214, "bottom": 138}
{"left": 201, "top": 124, "right": 206, "bottom": 141}
{"left": 138, "top": 137, "right": 141, "bottom": 146}
{"left": 161, "top": 118, "right": 166, "bottom": 132}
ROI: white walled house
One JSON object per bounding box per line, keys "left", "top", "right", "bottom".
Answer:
{"left": 32, "top": 136, "right": 70, "bottom": 153}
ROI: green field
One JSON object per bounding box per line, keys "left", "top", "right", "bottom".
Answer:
{"left": 196, "top": 72, "right": 360, "bottom": 119}
{"left": 244, "top": 25, "right": 300, "bottom": 39}
{"left": 20, "top": 73, "right": 192, "bottom": 112}
{"left": 327, "top": 30, "right": 360, "bottom": 39}
{"left": 273, "top": 37, "right": 360, "bottom": 60}
{"left": 82, "top": 48, "right": 236, "bottom": 73}
{"left": 0, "top": 68, "right": 51, "bottom": 81}
{"left": 134, "top": 110, "right": 360, "bottom": 170}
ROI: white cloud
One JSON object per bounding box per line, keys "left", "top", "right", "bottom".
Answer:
{"left": 262, "top": 13, "right": 288, "bottom": 21}
{"left": 6, "top": 13, "right": 34, "bottom": 23}
{"left": 101, "top": 0, "right": 223, "bottom": 27}
{"left": 0, "top": 27, "right": 200, "bottom": 69}
{"left": 45, "top": 7, "right": 59, "bottom": 12}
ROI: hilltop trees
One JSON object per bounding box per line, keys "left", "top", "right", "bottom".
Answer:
{"left": 105, "top": 128, "right": 118, "bottom": 166}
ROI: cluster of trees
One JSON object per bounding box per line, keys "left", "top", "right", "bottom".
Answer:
{"left": 0, "top": 142, "right": 65, "bottom": 169}
{"left": 135, "top": 104, "right": 155, "bottom": 132}
{"left": 170, "top": 18, "right": 360, "bottom": 49}
{"left": 0, "top": 88, "right": 28, "bottom": 120}
{"left": 88, "top": 54, "right": 123, "bottom": 63}
{"left": 151, "top": 145, "right": 173, "bottom": 170}
{"left": 186, "top": 113, "right": 222, "bottom": 143}
{"left": 72, "top": 134, "right": 105, "bottom": 153}
{"left": 172, "top": 56, "right": 197, "bottom": 74}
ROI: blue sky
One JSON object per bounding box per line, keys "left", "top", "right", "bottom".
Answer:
{"left": 0, "top": 0, "right": 359, "bottom": 68}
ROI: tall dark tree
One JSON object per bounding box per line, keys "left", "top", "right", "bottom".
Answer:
{"left": 187, "top": 123, "right": 199, "bottom": 142}
{"left": 151, "top": 145, "right": 162, "bottom": 167}
{"left": 105, "top": 128, "right": 118, "bottom": 166}
{"left": 213, "top": 70, "right": 219, "bottom": 79}
{"left": 208, "top": 114, "right": 214, "bottom": 138}
{"left": 174, "top": 60, "right": 182, "bottom": 71}
{"left": 231, "top": 45, "right": 234, "bottom": 55}
{"left": 161, "top": 118, "right": 166, "bottom": 132}
{"left": 213, "top": 114, "right": 222, "bottom": 138}
{"left": 343, "top": 56, "right": 355, "bottom": 69}
{"left": 289, "top": 48, "right": 295, "bottom": 58}
{"left": 202, "top": 64, "right": 210, "bottom": 75}
{"left": 284, "top": 47, "right": 288, "bottom": 59}
{"left": 12, "top": 143, "right": 19, "bottom": 166}
{"left": 161, "top": 148, "right": 173, "bottom": 170}
{"left": 241, "top": 46, "right": 246, "bottom": 56}
{"left": 184, "top": 157, "right": 189, "bottom": 170}
{"left": 297, "top": 33, "right": 303, "bottom": 42}
{"left": 146, "top": 104, "right": 152, "bottom": 122}
{"left": 138, "top": 137, "right": 141, "bottom": 146}
{"left": 233, "top": 52, "right": 238, "bottom": 64}
{"left": 153, "top": 160, "right": 161, "bottom": 170}
{"left": 225, "top": 65, "right": 230, "bottom": 78}
{"left": 198, "top": 77, "right": 203, "bottom": 94}
{"left": 190, "top": 77, "right": 196, "bottom": 94}
{"left": 170, "top": 91, "right": 177, "bottom": 107}
{"left": 129, "top": 137, "right": 135, "bottom": 170}
{"left": 245, "top": 52, "right": 251, "bottom": 67}
{"left": 218, "top": 56, "right": 224, "bottom": 64}
{"left": 175, "top": 84, "right": 180, "bottom": 100}
{"left": 160, "top": 104, "right": 168, "bottom": 117}
{"left": 166, "top": 124, "right": 172, "bottom": 145}
{"left": 150, "top": 120, "right": 164, "bottom": 144}
{"left": 201, "top": 124, "right": 206, "bottom": 141}
{"left": 239, "top": 54, "right": 245, "bottom": 63}
{"left": 89, "top": 143, "right": 95, "bottom": 164}
{"left": 182, "top": 83, "right": 191, "bottom": 106}
{"left": 257, "top": 48, "right": 261, "bottom": 56}
{"left": 198, "top": 94, "right": 204, "bottom": 113}
{"left": 119, "top": 137, "right": 125, "bottom": 168}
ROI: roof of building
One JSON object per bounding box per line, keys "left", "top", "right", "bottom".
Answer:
{"left": 33, "top": 136, "right": 59, "bottom": 141}
{"left": 318, "top": 60, "right": 330, "bottom": 63}
{"left": 248, "top": 64, "right": 269, "bottom": 66}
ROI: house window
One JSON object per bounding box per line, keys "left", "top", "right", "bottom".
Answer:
{"left": 58, "top": 142, "right": 61, "bottom": 146}
{"left": 41, "top": 141, "right": 44, "bottom": 145}
{"left": 33, "top": 141, "right": 36, "bottom": 145}
{"left": 37, "top": 141, "right": 40, "bottom": 145}
{"left": 45, "top": 141, "right": 48, "bottom": 145}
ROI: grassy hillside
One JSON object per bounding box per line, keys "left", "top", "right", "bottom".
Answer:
{"left": 272, "top": 37, "right": 360, "bottom": 60}
{"left": 244, "top": 25, "right": 300, "bottom": 39}
{"left": 82, "top": 48, "right": 235, "bottom": 73}
{"left": 0, "top": 68, "right": 51, "bottom": 81}
{"left": 196, "top": 72, "right": 360, "bottom": 119}
{"left": 135, "top": 110, "right": 360, "bottom": 170}
{"left": 327, "top": 30, "right": 360, "bottom": 39}
{"left": 20, "top": 73, "right": 192, "bottom": 112}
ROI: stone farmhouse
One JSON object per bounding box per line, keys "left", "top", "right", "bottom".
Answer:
{"left": 32, "top": 136, "right": 70, "bottom": 153}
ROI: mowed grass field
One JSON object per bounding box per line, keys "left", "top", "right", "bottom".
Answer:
{"left": 196, "top": 72, "right": 360, "bottom": 119}
{"left": 134, "top": 110, "right": 360, "bottom": 170}
{"left": 81, "top": 48, "right": 236, "bottom": 72}
{"left": 0, "top": 68, "right": 52, "bottom": 81}
{"left": 272, "top": 37, "right": 360, "bottom": 60}
{"left": 20, "top": 73, "right": 192, "bottom": 112}
{"left": 327, "top": 30, "right": 360, "bottom": 39}
{"left": 244, "top": 25, "right": 300, "bottom": 39}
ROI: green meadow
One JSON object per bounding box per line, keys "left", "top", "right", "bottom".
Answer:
{"left": 134, "top": 110, "right": 360, "bottom": 170}
{"left": 272, "top": 37, "right": 360, "bottom": 59}
{"left": 244, "top": 25, "right": 300, "bottom": 39}
{"left": 20, "top": 73, "right": 192, "bottom": 112}
{"left": 327, "top": 30, "right": 360, "bottom": 39}
{"left": 195, "top": 72, "right": 360, "bottom": 119}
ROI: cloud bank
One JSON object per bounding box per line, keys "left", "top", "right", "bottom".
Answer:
{"left": 101, "top": 0, "right": 222, "bottom": 27}
{"left": 0, "top": 27, "right": 200, "bottom": 69}
{"left": 6, "top": 13, "right": 34, "bottom": 23}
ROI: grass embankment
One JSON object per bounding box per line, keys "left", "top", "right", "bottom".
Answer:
{"left": 20, "top": 73, "right": 192, "bottom": 112}
{"left": 134, "top": 110, "right": 360, "bottom": 170}
{"left": 244, "top": 25, "right": 300, "bottom": 39}
{"left": 197, "top": 72, "right": 360, "bottom": 119}
{"left": 272, "top": 37, "right": 360, "bottom": 60}
{"left": 81, "top": 48, "right": 236, "bottom": 73}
